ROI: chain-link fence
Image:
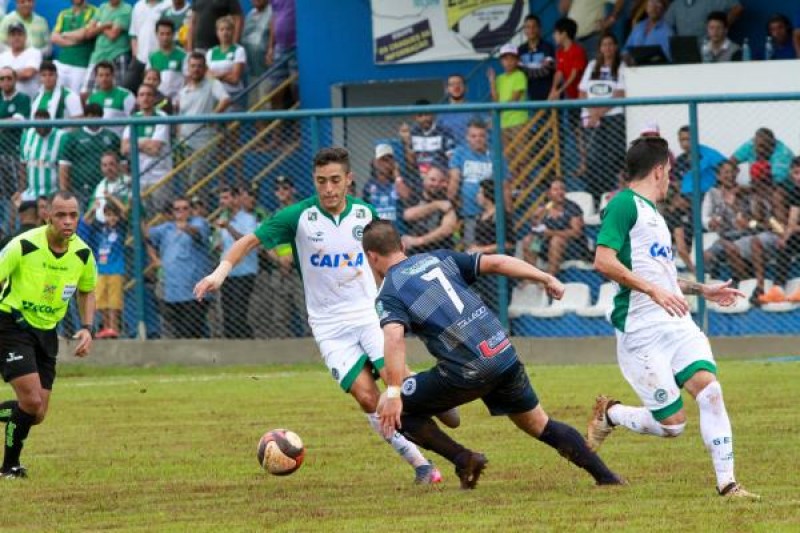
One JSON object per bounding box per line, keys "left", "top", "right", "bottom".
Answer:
{"left": 2, "top": 92, "right": 799, "bottom": 340}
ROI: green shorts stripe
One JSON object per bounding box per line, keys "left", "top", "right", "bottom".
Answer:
{"left": 339, "top": 354, "right": 369, "bottom": 393}
{"left": 675, "top": 360, "right": 717, "bottom": 388}
{"left": 651, "top": 396, "right": 683, "bottom": 421}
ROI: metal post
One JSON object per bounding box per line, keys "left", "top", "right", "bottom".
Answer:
{"left": 490, "top": 109, "right": 509, "bottom": 329}
{"left": 688, "top": 102, "right": 707, "bottom": 330}
{"left": 128, "top": 125, "right": 147, "bottom": 340}
{"left": 310, "top": 115, "right": 320, "bottom": 155}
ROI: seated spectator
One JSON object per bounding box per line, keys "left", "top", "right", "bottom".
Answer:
{"left": 187, "top": 0, "right": 243, "bottom": 53}
{"left": 702, "top": 160, "right": 749, "bottom": 274}
{"left": 623, "top": 0, "right": 673, "bottom": 63}
{"left": 674, "top": 124, "right": 725, "bottom": 195}
{"left": 437, "top": 74, "right": 487, "bottom": 143}
{"left": 86, "top": 61, "right": 136, "bottom": 136}
{"left": 83, "top": 0, "right": 133, "bottom": 97}
{"left": 31, "top": 60, "right": 83, "bottom": 119}
{"left": 51, "top": 0, "right": 98, "bottom": 95}
{"left": 0, "top": 67, "right": 30, "bottom": 227}
{"left": 86, "top": 151, "right": 131, "bottom": 222}
{"left": 701, "top": 11, "right": 741, "bottom": 62}
{"left": 772, "top": 157, "right": 800, "bottom": 299}
{"left": 579, "top": 33, "right": 627, "bottom": 201}
{"left": 0, "top": 0, "right": 51, "bottom": 57}
{"left": 19, "top": 110, "right": 67, "bottom": 201}
{"left": 517, "top": 14, "right": 555, "bottom": 102}
{"left": 741, "top": 163, "right": 783, "bottom": 302}
{"left": 363, "top": 144, "right": 408, "bottom": 223}
{"left": 401, "top": 166, "right": 458, "bottom": 253}
{"left": 206, "top": 16, "right": 246, "bottom": 98}
{"left": 146, "top": 18, "right": 187, "bottom": 103}
{"left": 766, "top": 14, "right": 797, "bottom": 60}
{"left": 488, "top": 43, "right": 527, "bottom": 155}
{"left": 146, "top": 196, "right": 211, "bottom": 339}
{"left": 448, "top": 119, "right": 510, "bottom": 246}
{"left": 0, "top": 23, "right": 41, "bottom": 98}
{"left": 523, "top": 179, "right": 588, "bottom": 276}
{"left": 399, "top": 99, "right": 456, "bottom": 185}
{"left": 664, "top": 192, "right": 695, "bottom": 273}
{"left": 83, "top": 199, "right": 128, "bottom": 339}
{"left": 730, "top": 127, "right": 794, "bottom": 186}
{"left": 139, "top": 68, "right": 175, "bottom": 114}
{"left": 665, "top": 0, "right": 743, "bottom": 40}
{"left": 59, "top": 103, "right": 122, "bottom": 207}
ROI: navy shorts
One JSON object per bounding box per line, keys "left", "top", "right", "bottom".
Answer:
{"left": 400, "top": 360, "right": 539, "bottom": 417}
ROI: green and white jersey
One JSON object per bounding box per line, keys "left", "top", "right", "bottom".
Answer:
{"left": 0, "top": 225, "right": 97, "bottom": 331}
{"left": 206, "top": 44, "right": 246, "bottom": 93}
{"left": 87, "top": 86, "right": 136, "bottom": 135}
{"left": 54, "top": 4, "right": 98, "bottom": 67}
{"left": 254, "top": 196, "right": 379, "bottom": 330}
{"left": 147, "top": 46, "right": 188, "bottom": 99}
{"left": 596, "top": 189, "right": 689, "bottom": 333}
{"left": 31, "top": 86, "right": 83, "bottom": 119}
{"left": 19, "top": 128, "right": 67, "bottom": 201}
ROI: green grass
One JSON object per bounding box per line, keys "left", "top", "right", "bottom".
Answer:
{"left": 2, "top": 360, "right": 798, "bottom": 532}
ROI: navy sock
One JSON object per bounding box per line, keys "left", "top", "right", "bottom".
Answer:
{"left": 3, "top": 406, "right": 36, "bottom": 471}
{"left": 400, "top": 414, "right": 468, "bottom": 465}
{"left": 538, "top": 418, "right": 619, "bottom": 484}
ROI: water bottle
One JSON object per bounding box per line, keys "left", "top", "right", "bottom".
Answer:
{"left": 765, "top": 36, "right": 773, "bottom": 60}
{"left": 741, "top": 38, "right": 751, "bottom": 61}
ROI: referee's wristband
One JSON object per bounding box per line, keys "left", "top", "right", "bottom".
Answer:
{"left": 80, "top": 324, "right": 95, "bottom": 337}
{"left": 386, "top": 386, "right": 401, "bottom": 399}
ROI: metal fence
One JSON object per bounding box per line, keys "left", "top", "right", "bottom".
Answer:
{"left": 3, "top": 92, "right": 799, "bottom": 340}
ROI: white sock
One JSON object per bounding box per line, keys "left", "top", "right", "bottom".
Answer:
{"left": 696, "top": 382, "right": 736, "bottom": 490}
{"left": 366, "top": 412, "right": 428, "bottom": 468}
{"left": 608, "top": 404, "right": 668, "bottom": 436}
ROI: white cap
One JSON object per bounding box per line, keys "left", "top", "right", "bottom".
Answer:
{"left": 375, "top": 143, "right": 394, "bottom": 159}
{"left": 498, "top": 43, "right": 519, "bottom": 57}
{"left": 640, "top": 121, "right": 660, "bottom": 136}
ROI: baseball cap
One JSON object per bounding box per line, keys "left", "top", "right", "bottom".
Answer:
{"left": 7, "top": 22, "right": 25, "bottom": 34}
{"left": 275, "top": 175, "right": 293, "bottom": 187}
{"left": 499, "top": 43, "right": 518, "bottom": 57}
{"left": 750, "top": 161, "right": 772, "bottom": 182}
{"left": 639, "top": 121, "right": 660, "bottom": 136}
{"left": 374, "top": 143, "right": 394, "bottom": 160}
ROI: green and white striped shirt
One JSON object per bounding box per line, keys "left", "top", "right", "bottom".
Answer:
{"left": 20, "top": 128, "right": 67, "bottom": 201}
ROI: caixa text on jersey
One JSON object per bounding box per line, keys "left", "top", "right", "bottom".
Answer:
{"left": 310, "top": 252, "right": 365, "bottom": 268}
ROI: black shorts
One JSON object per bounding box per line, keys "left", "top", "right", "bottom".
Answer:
{"left": 400, "top": 360, "right": 539, "bottom": 417}
{"left": 0, "top": 312, "right": 59, "bottom": 390}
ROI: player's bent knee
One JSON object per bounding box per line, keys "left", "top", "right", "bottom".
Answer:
{"left": 659, "top": 422, "right": 686, "bottom": 438}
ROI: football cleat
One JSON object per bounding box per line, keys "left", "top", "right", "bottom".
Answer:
{"left": 435, "top": 407, "right": 461, "bottom": 429}
{"left": 414, "top": 463, "right": 443, "bottom": 485}
{"left": 719, "top": 482, "right": 760, "bottom": 500}
{"left": 455, "top": 452, "right": 488, "bottom": 490}
{"left": 0, "top": 465, "right": 27, "bottom": 479}
{"left": 587, "top": 395, "right": 620, "bottom": 451}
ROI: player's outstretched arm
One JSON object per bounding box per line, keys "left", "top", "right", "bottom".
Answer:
{"left": 194, "top": 233, "right": 261, "bottom": 300}
{"left": 379, "top": 323, "right": 407, "bottom": 439}
{"left": 679, "top": 278, "right": 745, "bottom": 307}
{"left": 595, "top": 245, "right": 690, "bottom": 317}
{"left": 479, "top": 254, "right": 565, "bottom": 299}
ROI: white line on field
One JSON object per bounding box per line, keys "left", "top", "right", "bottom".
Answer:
{"left": 58, "top": 372, "right": 301, "bottom": 388}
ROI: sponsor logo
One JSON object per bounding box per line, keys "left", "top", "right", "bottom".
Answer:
{"left": 402, "top": 377, "right": 417, "bottom": 396}
{"left": 308, "top": 211, "right": 317, "bottom": 221}
{"left": 331, "top": 368, "right": 340, "bottom": 381}
{"left": 308, "top": 231, "right": 324, "bottom": 243}
{"left": 4, "top": 352, "right": 22, "bottom": 363}
{"left": 352, "top": 225, "right": 364, "bottom": 241}
{"left": 310, "top": 252, "right": 364, "bottom": 268}
{"left": 375, "top": 301, "right": 389, "bottom": 321}
{"left": 654, "top": 388, "right": 668, "bottom": 404}
{"left": 43, "top": 283, "right": 57, "bottom": 299}
{"left": 477, "top": 331, "right": 510, "bottom": 358}
{"left": 355, "top": 208, "right": 366, "bottom": 219}
{"left": 22, "top": 300, "right": 58, "bottom": 314}
{"left": 61, "top": 285, "right": 77, "bottom": 301}
{"left": 401, "top": 256, "right": 439, "bottom": 275}
{"left": 649, "top": 243, "right": 673, "bottom": 260}
{"left": 456, "top": 306, "right": 488, "bottom": 330}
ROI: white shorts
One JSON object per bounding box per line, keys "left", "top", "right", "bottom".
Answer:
{"left": 315, "top": 319, "right": 385, "bottom": 392}
{"left": 616, "top": 321, "right": 716, "bottom": 421}
{"left": 55, "top": 61, "right": 88, "bottom": 96}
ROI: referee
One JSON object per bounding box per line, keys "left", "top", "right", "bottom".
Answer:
{"left": 0, "top": 191, "right": 97, "bottom": 479}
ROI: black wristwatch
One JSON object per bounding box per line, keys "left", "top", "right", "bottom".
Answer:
{"left": 80, "top": 324, "right": 96, "bottom": 337}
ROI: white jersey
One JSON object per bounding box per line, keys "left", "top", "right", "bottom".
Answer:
{"left": 254, "top": 196, "right": 379, "bottom": 334}
{"left": 596, "top": 188, "right": 691, "bottom": 333}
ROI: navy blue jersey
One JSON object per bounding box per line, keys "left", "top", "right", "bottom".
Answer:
{"left": 377, "top": 250, "right": 516, "bottom": 384}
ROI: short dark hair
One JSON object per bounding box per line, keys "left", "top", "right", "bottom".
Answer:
{"left": 156, "top": 18, "right": 176, "bottom": 33}
{"left": 313, "top": 147, "right": 351, "bottom": 173}
{"left": 626, "top": 137, "right": 670, "bottom": 181}
{"left": 219, "top": 186, "right": 239, "bottom": 196}
{"left": 467, "top": 118, "right": 488, "bottom": 130}
{"left": 767, "top": 13, "right": 792, "bottom": 32}
{"left": 554, "top": 18, "right": 578, "bottom": 41}
{"left": 33, "top": 109, "right": 50, "bottom": 120}
{"left": 706, "top": 10, "right": 727, "bottom": 27}
{"left": 39, "top": 60, "right": 57, "bottom": 74}
{"left": 447, "top": 73, "right": 465, "bottom": 84}
{"left": 791, "top": 156, "right": 800, "bottom": 168}
{"left": 524, "top": 14, "right": 541, "bottom": 26}
{"left": 18, "top": 201, "right": 37, "bottom": 215}
{"left": 678, "top": 125, "right": 690, "bottom": 135}
{"left": 137, "top": 82, "right": 157, "bottom": 95}
{"left": 103, "top": 202, "right": 122, "bottom": 217}
{"left": 95, "top": 60, "right": 115, "bottom": 75}
{"left": 362, "top": 220, "right": 403, "bottom": 256}
{"left": 48, "top": 190, "right": 78, "bottom": 206}
{"left": 188, "top": 51, "right": 206, "bottom": 63}
{"left": 83, "top": 102, "right": 103, "bottom": 118}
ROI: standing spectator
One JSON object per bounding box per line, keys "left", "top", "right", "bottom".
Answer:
{"left": 665, "top": 0, "right": 743, "bottom": 40}
{"left": 87, "top": 152, "right": 131, "bottom": 223}
{"left": 206, "top": 16, "right": 246, "bottom": 97}
{"left": 0, "top": 0, "right": 51, "bottom": 57}
{"left": 675, "top": 125, "right": 726, "bottom": 195}
{"left": 0, "top": 68, "right": 30, "bottom": 231}
{"left": 147, "top": 196, "right": 211, "bottom": 338}
{"left": 31, "top": 61, "right": 83, "bottom": 119}
{"left": 518, "top": 14, "right": 555, "bottom": 102}
{"left": 399, "top": 99, "right": 456, "bottom": 186}
{"left": 266, "top": 0, "right": 296, "bottom": 89}
{"left": 122, "top": 83, "right": 172, "bottom": 215}
{"left": 51, "top": 0, "right": 98, "bottom": 95}
{"left": 559, "top": 0, "right": 623, "bottom": 58}
{"left": 0, "top": 23, "right": 41, "bottom": 98}
{"left": 146, "top": 18, "right": 188, "bottom": 103}
{"left": 83, "top": 0, "right": 133, "bottom": 97}
{"left": 401, "top": 166, "right": 458, "bottom": 254}
{"left": 188, "top": 0, "right": 243, "bottom": 53}
{"left": 448, "top": 119, "right": 510, "bottom": 246}
{"left": 363, "top": 144, "right": 406, "bottom": 223}
{"left": 579, "top": 33, "right": 627, "bottom": 201}
{"left": 163, "top": 0, "right": 191, "bottom": 45}
{"left": 701, "top": 11, "right": 741, "bottom": 62}
{"left": 0, "top": 199, "right": 39, "bottom": 250}
{"left": 19, "top": 110, "right": 67, "bottom": 201}
{"left": 524, "top": 179, "right": 588, "bottom": 276}
{"left": 215, "top": 187, "right": 258, "bottom": 338}
{"left": 59, "top": 103, "right": 121, "bottom": 207}
{"left": 239, "top": 186, "right": 270, "bottom": 222}
{"left": 242, "top": 0, "right": 271, "bottom": 85}
{"left": 83, "top": 199, "right": 128, "bottom": 339}
{"left": 623, "top": 0, "right": 673, "bottom": 63}
{"left": 86, "top": 61, "right": 136, "bottom": 136}
{"left": 488, "top": 44, "right": 528, "bottom": 156}
{"left": 176, "top": 52, "right": 231, "bottom": 184}
{"left": 437, "top": 74, "right": 486, "bottom": 144}
{"left": 127, "top": 0, "right": 168, "bottom": 93}
{"left": 765, "top": 14, "right": 797, "bottom": 60}
{"left": 730, "top": 127, "right": 795, "bottom": 186}
{"left": 550, "top": 18, "right": 588, "bottom": 176}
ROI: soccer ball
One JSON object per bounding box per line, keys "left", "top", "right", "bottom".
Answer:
{"left": 257, "top": 429, "right": 305, "bottom": 476}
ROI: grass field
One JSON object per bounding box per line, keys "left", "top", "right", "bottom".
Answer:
{"left": 2, "top": 359, "right": 798, "bottom": 532}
